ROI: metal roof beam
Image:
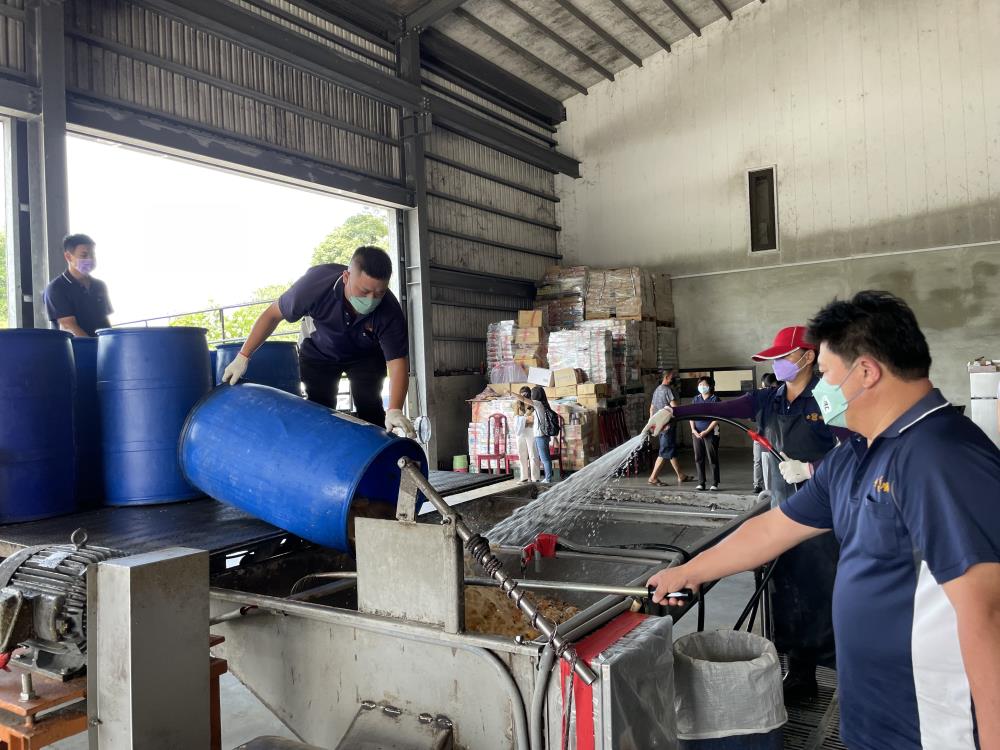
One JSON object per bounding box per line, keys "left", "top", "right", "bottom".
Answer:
{"left": 710, "top": 0, "right": 733, "bottom": 21}
{"left": 553, "top": 0, "right": 642, "bottom": 67}
{"left": 611, "top": 0, "right": 670, "bottom": 52}
{"left": 606, "top": 0, "right": 671, "bottom": 52}
{"left": 659, "top": 0, "right": 701, "bottom": 36}
{"left": 495, "top": 0, "right": 614, "bottom": 82}
{"left": 420, "top": 28, "right": 566, "bottom": 125}
{"left": 453, "top": 7, "right": 589, "bottom": 96}
{"left": 134, "top": 0, "right": 580, "bottom": 176}
{"left": 405, "top": 0, "right": 468, "bottom": 33}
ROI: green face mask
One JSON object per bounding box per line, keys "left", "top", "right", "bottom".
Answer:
{"left": 349, "top": 294, "right": 381, "bottom": 315}
{"left": 812, "top": 361, "right": 861, "bottom": 428}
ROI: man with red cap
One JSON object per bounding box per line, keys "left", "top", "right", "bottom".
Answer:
{"left": 644, "top": 325, "right": 847, "bottom": 701}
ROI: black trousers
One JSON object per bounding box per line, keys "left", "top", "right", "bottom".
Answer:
{"left": 692, "top": 433, "right": 720, "bottom": 486}
{"left": 299, "top": 355, "right": 387, "bottom": 427}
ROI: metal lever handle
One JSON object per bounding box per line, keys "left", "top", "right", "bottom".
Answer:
{"left": 397, "top": 458, "right": 598, "bottom": 686}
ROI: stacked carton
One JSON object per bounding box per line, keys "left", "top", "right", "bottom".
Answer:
{"left": 486, "top": 321, "right": 516, "bottom": 374}
{"left": 548, "top": 329, "right": 615, "bottom": 391}
{"left": 656, "top": 327, "right": 679, "bottom": 371}
{"left": 535, "top": 266, "right": 587, "bottom": 329}
{"left": 652, "top": 274, "right": 674, "bottom": 326}
{"left": 585, "top": 267, "right": 655, "bottom": 321}
{"left": 513, "top": 309, "right": 548, "bottom": 369}
{"left": 579, "top": 319, "right": 643, "bottom": 393}
{"left": 554, "top": 404, "right": 599, "bottom": 471}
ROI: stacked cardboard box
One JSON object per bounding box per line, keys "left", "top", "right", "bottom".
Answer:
{"left": 639, "top": 321, "right": 657, "bottom": 369}
{"left": 548, "top": 329, "right": 615, "bottom": 391}
{"left": 554, "top": 404, "right": 599, "bottom": 471}
{"left": 625, "top": 394, "right": 648, "bottom": 436}
{"left": 536, "top": 266, "right": 587, "bottom": 329}
{"left": 656, "top": 327, "right": 679, "bottom": 371}
{"left": 579, "top": 319, "right": 643, "bottom": 392}
{"left": 585, "top": 267, "right": 655, "bottom": 321}
{"left": 652, "top": 274, "right": 674, "bottom": 326}
{"left": 486, "top": 320, "right": 516, "bottom": 373}
{"left": 513, "top": 325, "right": 547, "bottom": 369}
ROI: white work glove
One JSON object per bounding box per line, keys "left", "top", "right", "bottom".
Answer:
{"left": 779, "top": 457, "right": 813, "bottom": 485}
{"left": 220, "top": 353, "right": 249, "bottom": 385}
{"left": 385, "top": 408, "right": 416, "bottom": 439}
{"left": 643, "top": 407, "right": 674, "bottom": 436}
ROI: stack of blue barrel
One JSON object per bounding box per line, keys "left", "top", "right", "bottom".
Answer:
{"left": 0, "top": 327, "right": 214, "bottom": 520}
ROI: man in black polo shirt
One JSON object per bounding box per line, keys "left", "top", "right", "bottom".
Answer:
{"left": 43, "top": 234, "right": 112, "bottom": 337}
{"left": 223, "top": 246, "right": 414, "bottom": 438}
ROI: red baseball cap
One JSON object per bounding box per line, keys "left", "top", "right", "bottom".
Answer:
{"left": 751, "top": 325, "right": 816, "bottom": 361}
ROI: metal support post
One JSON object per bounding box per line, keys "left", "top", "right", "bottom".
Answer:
{"left": 87, "top": 548, "right": 210, "bottom": 749}
{"left": 6, "top": 120, "right": 33, "bottom": 327}
{"left": 398, "top": 31, "right": 438, "bottom": 469}
{"left": 24, "top": 0, "right": 69, "bottom": 328}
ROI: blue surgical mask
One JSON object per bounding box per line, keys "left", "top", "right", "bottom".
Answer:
{"left": 697, "top": 384, "right": 711, "bottom": 395}
{"left": 350, "top": 295, "right": 381, "bottom": 315}
{"left": 812, "top": 362, "right": 862, "bottom": 428}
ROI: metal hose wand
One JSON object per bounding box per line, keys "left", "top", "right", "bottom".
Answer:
{"left": 397, "top": 458, "right": 598, "bottom": 686}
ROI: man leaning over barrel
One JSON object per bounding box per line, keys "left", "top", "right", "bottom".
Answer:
{"left": 223, "top": 246, "right": 415, "bottom": 439}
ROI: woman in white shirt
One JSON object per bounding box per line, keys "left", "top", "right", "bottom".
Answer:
{"left": 513, "top": 386, "right": 540, "bottom": 482}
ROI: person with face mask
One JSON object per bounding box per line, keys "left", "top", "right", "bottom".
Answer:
{"left": 644, "top": 325, "right": 846, "bottom": 701}
{"left": 689, "top": 376, "right": 721, "bottom": 491}
{"left": 43, "top": 234, "right": 112, "bottom": 337}
{"left": 646, "top": 291, "right": 1000, "bottom": 750}
{"left": 223, "top": 246, "right": 414, "bottom": 438}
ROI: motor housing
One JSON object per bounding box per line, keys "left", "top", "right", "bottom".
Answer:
{"left": 0, "top": 530, "right": 122, "bottom": 680}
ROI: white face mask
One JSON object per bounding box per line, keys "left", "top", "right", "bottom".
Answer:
{"left": 697, "top": 384, "right": 711, "bottom": 395}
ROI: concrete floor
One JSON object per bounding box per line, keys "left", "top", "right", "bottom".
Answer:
{"left": 50, "top": 448, "right": 763, "bottom": 749}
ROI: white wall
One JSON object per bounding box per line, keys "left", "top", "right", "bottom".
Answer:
{"left": 555, "top": 0, "right": 1000, "bottom": 405}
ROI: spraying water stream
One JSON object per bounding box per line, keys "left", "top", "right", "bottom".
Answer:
{"left": 487, "top": 433, "right": 650, "bottom": 545}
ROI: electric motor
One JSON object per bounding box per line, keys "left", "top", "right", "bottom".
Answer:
{"left": 0, "top": 529, "right": 122, "bottom": 679}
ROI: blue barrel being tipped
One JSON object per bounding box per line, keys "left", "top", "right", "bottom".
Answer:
{"left": 179, "top": 384, "right": 427, "bottom": 552}
{"left": 97, "top": 327, "right": 212, "bottom": 505}
{"left": 70, "top": 337, "right": 103, "bottom": 506}
{"left": 0, "top": 329, "right": 77, "bottom": 522}
{"left": 215, "top": 341, "right": 301, "bottom": 395}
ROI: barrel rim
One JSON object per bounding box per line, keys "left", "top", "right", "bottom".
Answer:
{"left": 0, "top": 328, "right": 72, "bottom": 339}
{"left": 215, "top": 341, "right": 298, "bottom": 350}
{"left": 96, "top": 326, "right": 208, "bottom": 335}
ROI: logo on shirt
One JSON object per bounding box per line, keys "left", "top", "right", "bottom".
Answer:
{"left": 805, "top": 412, "right": 822, "bottom": 422}
{"left": 872, "top": 476, "right": 891, "bottom": 493}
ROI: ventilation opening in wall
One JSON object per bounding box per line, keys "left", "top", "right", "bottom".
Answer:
{"left": 748, "top": 167, "right": 778, "bottom": 252}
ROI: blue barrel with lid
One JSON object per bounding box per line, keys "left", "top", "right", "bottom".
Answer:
{"left": 97, "top": 327, "right": 212, "bottom": 505}
{"left": 215, "top": 341, "right": 300, "bottom": 395}
{"left": 70, "top": 337, "right": 103, "bottom": 506}
{"left": 0, "top": 329, "right": 77, "bottom": 522}
{"left": 179, "top": 384, "right": 427, "bottom": 552}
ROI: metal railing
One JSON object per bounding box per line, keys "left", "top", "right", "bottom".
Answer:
{"left": 114, "top": 298, "right": 298, "bottom": 347}
{"left": 114, "top": 299, "right": 355, "bottom": 409}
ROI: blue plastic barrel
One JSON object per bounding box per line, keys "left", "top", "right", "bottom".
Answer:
{"left": 215, "top": 341, "right": 301, "bottom": 395}
{"left": 209, "top": 349, "right": 218, "bottom": 386}
{"left": 70, "top": 337, "right": 103, "bottom": 506}
{"left": 97, "top": 327, "right": 212, "bottom": 505}
{"left": 179, "top": 384, "right": 427, "bottom": 552}
{"left": 0, "top": 329, "right": 77, "bottom": 522}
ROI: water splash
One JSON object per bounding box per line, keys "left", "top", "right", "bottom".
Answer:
{"left": 487, "top": 433, "right": 649, "bottom": 545}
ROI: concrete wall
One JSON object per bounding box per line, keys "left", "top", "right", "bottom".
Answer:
{"left": 555, "top": 0, "right": 1000, "bottom": 405}
{"left": 432, "top": 374, "right": 486, "bottom": 470}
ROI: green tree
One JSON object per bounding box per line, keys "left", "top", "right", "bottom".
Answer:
{"left": 310, "top": 210, "right": 389, "bottom": 266}
{"left": 170, "top": 282, "right": 297, "bottom": 345}
{"left": 0, "top": 230, "right": 7, "bottom": 329}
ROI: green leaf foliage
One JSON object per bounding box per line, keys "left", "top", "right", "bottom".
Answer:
{"left": 310, "top": 211, "right": 388, "bottom": 267}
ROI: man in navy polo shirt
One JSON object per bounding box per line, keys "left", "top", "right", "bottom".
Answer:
{"left": 43, "top": 234, "right": 112, "bottom": 337}
{"left": 647, "top": 291, "right": 1000, "bottom": 749}
{"left": 223, "top": 246, "right": 414, "bottom": 438}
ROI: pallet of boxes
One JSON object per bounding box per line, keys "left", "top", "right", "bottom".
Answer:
{"left": 468, "top": 265, "right": 676, "bottom": 476}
